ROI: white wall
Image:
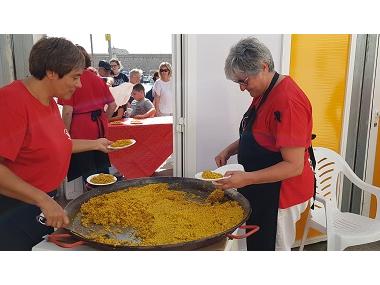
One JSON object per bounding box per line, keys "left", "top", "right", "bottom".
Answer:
{"left": 0, "top": 34, "right": 15, "bottom": 86}
{"left": 183, "top": 34, "right": 284, "bottom": 176}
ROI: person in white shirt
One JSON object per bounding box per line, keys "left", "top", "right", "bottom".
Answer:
{"left": 153, "top": 62, "right": 173, "bottom": 116}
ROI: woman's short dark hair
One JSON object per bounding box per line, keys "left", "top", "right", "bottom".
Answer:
{"left": 29, "top": 37, "right": 85, "bottom": 80}
{"left": 76, "top": 45, "right": 91, "bottom": 68}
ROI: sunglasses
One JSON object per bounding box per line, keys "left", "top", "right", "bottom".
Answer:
{"left": 233, "top": 76, "right": 249, "bottom": 86}
{"left": 160, "top": 69, "right": 169, "bottom": 73}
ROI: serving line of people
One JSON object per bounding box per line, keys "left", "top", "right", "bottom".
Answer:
{"left": 0, "top": 36, "right": 313, "bottom": 252}
{"left": 97, "top": 57, "right": 173, "bottom": 121}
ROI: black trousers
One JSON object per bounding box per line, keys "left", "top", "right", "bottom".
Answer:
{"left": 238, "top": 185, "right": 280, "bottom": 251}
{"left": 0, "top": 192, "right": 56, "bottom": 251}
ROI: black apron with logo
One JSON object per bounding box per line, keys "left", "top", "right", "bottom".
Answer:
{"left": 237, "top": 72, "right": 282, "bottom": 251}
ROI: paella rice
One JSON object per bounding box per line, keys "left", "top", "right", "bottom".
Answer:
{"left": 90, "top": 173, "right": 116, "bottom": 184}
{"left": 79, "top": 183, "right": 244, "bottom": 246}
{"left": 202, "top": 170, "right": 223, "bottom": 179}
{"left": 110, "top": 139, "right": 134, "bottom": 148}
{"left": 206, "top": 189, "right": 225, "bottom": 204}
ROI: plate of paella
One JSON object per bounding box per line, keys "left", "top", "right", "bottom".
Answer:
{"left": 107, "top": 139, "right": 136, "bottom": 150}
{"left": 86, "top": 173, "right": 117, "bottom": 186}
{"left": 194, "top": 164, "right": 245, "bottom": 182}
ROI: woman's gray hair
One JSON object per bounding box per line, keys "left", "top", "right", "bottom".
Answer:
{"left": 129, "top": 68, "right": 143, "bottom": 78}
{"left": 224, "top": 37, "right": 274, "bottom": 80}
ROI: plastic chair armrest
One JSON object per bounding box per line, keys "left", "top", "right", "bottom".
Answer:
{"left": 314, "top": 193, "right": 325, "bottom": 204}
{"left": 343, "top": 172, "right": 380, "bottom": 219}
{"left": 313, "top": 193, "right": 336, "bottom": 234}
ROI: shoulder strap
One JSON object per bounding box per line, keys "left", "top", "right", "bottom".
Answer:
{"left": 308, "top": 134, "right": 317, "bottom": 209}
{"left": 256, "top": 72, "right": 280, "bottom": 113}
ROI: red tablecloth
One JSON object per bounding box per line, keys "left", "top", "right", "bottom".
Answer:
{"left": 107, "top": 116, "right": 173, "bottom": 178}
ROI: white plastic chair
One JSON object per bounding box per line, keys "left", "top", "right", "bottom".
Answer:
{"left": 299, "top": 147, "right": 380, "bottom": 251}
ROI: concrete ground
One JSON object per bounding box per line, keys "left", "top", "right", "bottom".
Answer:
{"left": 293, "top": 240, "right": 380, "bottom": 251}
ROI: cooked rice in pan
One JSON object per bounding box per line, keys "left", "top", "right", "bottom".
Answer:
{"left": 206, "top": 189, "right": 225, "bottom": 204}
{"left": 79, "top": 183, "right": 244, "bottom": 247}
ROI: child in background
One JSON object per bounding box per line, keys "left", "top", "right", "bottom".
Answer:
{"left": 129, "top": 83, "right": 156, "bottom": 119}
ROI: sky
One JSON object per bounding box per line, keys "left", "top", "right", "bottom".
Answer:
{"left": 48, "top": 33, "right": 172, "bottom": 54}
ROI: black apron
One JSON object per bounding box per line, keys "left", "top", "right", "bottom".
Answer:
{"left": 237, "top": 72, "right": 282, "bottom": 251}
{"left": 67, "top": 109, "right": 110, "bottom": 182}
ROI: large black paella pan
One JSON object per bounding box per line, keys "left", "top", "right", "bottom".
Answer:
{"left": 44, "top": 177, "right": 258, "bottom": 250}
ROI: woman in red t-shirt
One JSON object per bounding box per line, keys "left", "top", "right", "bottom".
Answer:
{"left": 215, "top": 37, "right": 314, "bottom": 251}
{"left": 0, "top": 37, "right": 113, "bottom": 250}
{"left": 58, "top": 45, "right": 117, "bottom": 182}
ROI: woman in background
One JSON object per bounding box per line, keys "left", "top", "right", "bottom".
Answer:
{"left": 110, "top": 58, "right": 129, "bottom": 87}
{"left": 153, "top": 62, "right": 173, "bottom": 116}
{"left": 59, "top": 45, "right": 117, "bottom": 182}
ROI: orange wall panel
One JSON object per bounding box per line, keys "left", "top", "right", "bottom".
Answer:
{"left": 289, "top": 34, "right": 351, "bottom": 240}
{"left": 290, "top": 34, "right": 351, "bottom": 152}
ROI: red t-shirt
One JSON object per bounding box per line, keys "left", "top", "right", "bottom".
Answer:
{"left": 57, "top": 69, "right": 115, "bottom": 139}
{"left": 251, "top": 76, "right": 314, "bottom": 208}
{"left": 0, "top": 81, "right": 72, "bottom": 193}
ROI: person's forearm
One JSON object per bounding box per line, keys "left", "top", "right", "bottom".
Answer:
{"left": 72, "top": 139, "right": 101, "bottom": 153}
{"left": 109, "top": 107, "right": 123, "bottom": 122}
{"left": 145, "top": 108, "right": 156, "bottom": 118}
{"left": 226, "top": 140, "right": 240, "bottom": 157}
{"left": 154, "top": 97, "right": 161, "bottom": 114}
{"left": 135, "top": 108, "right": 155, "bottom": 119}
{"left": 109, "top": 115, "right": 122, "bottom": 122}
{"left": 105, "top": 102, "right": 117, "bottom": 119}
{"left": 0, "top": 163, "right": 51, "bottom": 207}
{"left": 243, "top": 160, "right": 304, "bottom": 185}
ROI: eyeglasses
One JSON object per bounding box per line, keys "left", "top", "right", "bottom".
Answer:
{"left": 110, "top": 65, "right": 118, "bottom": 68}
{"left": 160, "top": 69, "right": 169, "bottom": 73}
{"left": 233, "top": 76, "right": 249, "bottom": 86}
